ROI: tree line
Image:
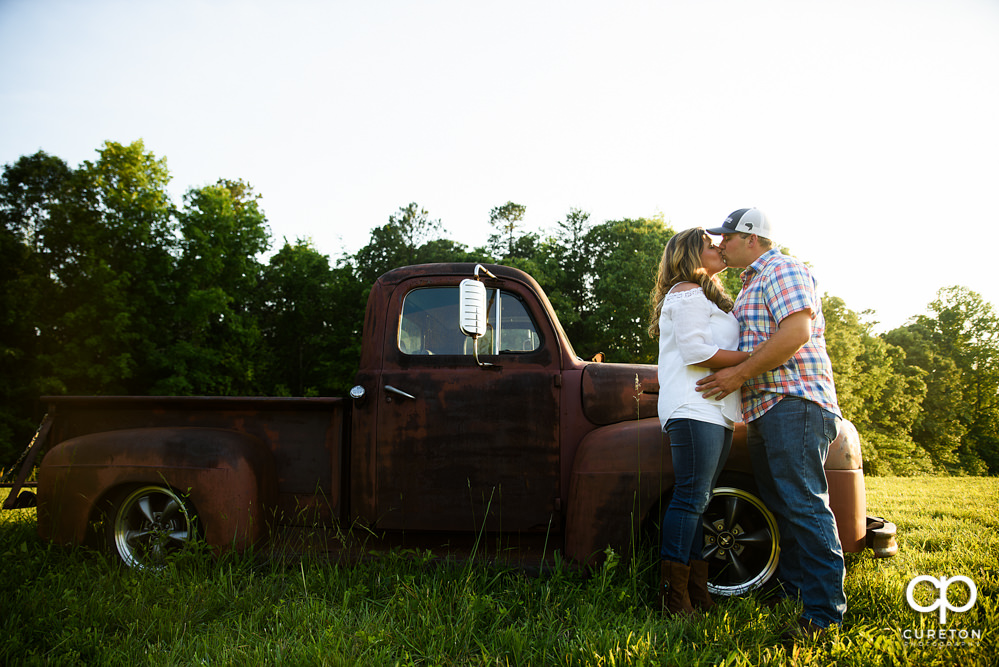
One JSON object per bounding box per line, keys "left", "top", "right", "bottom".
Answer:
{"left": 2, "top": 141, "right": 996, "bottom": 475}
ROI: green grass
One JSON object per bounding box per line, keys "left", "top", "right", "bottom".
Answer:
{"left": 1, "top": 477, "right": 996, "bottom": 666}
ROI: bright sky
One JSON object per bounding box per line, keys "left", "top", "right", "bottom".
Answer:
{"left": 2, "top": 0, "right": 997, "bottom": 332}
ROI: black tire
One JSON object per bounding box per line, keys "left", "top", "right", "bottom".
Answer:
{"left": 103, "top": 484, "right": 198, "bottom": 569}
{"left": 703, "top": 485, "right": 780, "bottom": 596}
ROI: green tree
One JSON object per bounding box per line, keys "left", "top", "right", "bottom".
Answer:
{"left": 889, "top": 287, "right": 999, "bottom": 474}
{"left": 353, "top": 203, "right": 477, "bottom": 285}
{"left": 257, "top": 240, "right": 367, "bottom": 397}
{"left": 822, "top": 297, "right": 865, "bottom": 421}
{"left": 155, "top": 179, "right": 270, "bottom": 395}
{"left": 538, "top": 208, "right": 593, "bottom": 341}
{"left": 582, "top": 216, "right": 674, "bottom": 363}
{"left": 321, "top": 261, "right": 371, "bottom": 397}
{"left": 0, "top": 150, "right": 74, "bottom": 250}
{"left": 718, "top": 264, "right": 743, "bottom": 300}
{"left": 885, "top": 322, "right": 966, "bottom": 473}
{"left": 822, "top": 296, "right": 928, "bottom": 474}
{"left": 0, "top": 151, "right": 76, "bottom": 462}
{"left": 487, "top": 201, "right": 527, "bottom": 258}
{"left": 927, "top": 287, "right": 999, "bottom": 474}
{"left": 33, "top": 140, "right": 177, "bottom": 396}
{"left": 353, "top": 203, "right": 464, "bottom": 284}
{"left": 485, "top": 231, "right": 547, "bottom": 287}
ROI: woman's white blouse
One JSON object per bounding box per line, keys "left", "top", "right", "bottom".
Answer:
{"left": 657, "top": 287, "right": 741, "bottom": 429}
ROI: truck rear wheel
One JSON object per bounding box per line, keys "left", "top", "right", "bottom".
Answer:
{"left": 103, "top": 484, "right": 199, "bottom": 569}
{"left": 703, "top": 484, "right": 780, "bottom": 596}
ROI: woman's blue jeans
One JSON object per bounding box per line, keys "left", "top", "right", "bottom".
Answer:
{"left": 747, "top": 396, "right": 847, "bottom": 628}
{"left": 660, "top": 418, "right": 732, "bottom": 563}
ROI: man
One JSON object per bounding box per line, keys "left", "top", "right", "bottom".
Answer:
{"left": 697, "top": 207, "right": 846, "bottom": 642}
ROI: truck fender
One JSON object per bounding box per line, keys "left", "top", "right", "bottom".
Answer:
{"left": 564, "top": 419, "right": 672, "bottom": 565}
{"left": 37, "top": 427, "right": 278, "bottom": 554}
{"left": 824, "top": 418, "right": 868, "bottom": 553}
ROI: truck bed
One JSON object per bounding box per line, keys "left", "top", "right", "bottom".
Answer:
{"left": 38, "top": 396, "right": 349, "bottom": 524}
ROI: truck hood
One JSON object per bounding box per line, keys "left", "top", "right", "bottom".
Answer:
{"left": 581, "top": 363, "right": 660, "bottom": 426}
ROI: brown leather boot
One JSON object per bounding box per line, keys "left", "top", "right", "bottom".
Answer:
{"left": 659, "top": 560, "right": 696, "bottom": 618}
{"left": 687, "top": 560, "right": 715, "bottom": 612}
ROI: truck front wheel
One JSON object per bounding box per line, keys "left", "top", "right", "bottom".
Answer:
{"left": 102, "top": 484, "right": 199, "bottom": 569}
{"left": 703, "top": 485, "right": 780, "bottom": 596}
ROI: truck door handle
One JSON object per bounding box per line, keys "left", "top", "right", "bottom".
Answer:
{"left": 384, "top": 385, "right": 416, "bottom": 401}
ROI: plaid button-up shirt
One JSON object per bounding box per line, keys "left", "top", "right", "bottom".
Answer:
{"left": 734, "top": 248, "right": 841, "bottom": 421}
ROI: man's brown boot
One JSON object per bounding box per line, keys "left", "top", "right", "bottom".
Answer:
{"left": 687, "top": 559, "right": 715, "bottom": 612}
{"left": 659, "top": 560, "right": 696, "bottom": 618}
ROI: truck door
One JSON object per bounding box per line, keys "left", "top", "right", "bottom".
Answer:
{"left": 373, "top": 279, "right": 560, "bottom": 533}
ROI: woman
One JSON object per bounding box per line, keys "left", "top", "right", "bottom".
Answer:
{"left": 648, "top": 227, "right": 749, "bottom": 617}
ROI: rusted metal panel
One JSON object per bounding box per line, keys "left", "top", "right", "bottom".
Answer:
{"left": 373, "top": 365, "right": 560, "bottom": 532}
{"left": 39, "top": 396, "right": 346, "bottom": 525}
{"left": 562, "top": 415, "right": 872, "bottom": 563}
{"left": 366, "top": 269, "right": 562, "bottom": 533}
{"left": 556, "top": 367, "right": 593, "bottom": 512}
{"left": 348, "top": 370, "right": 379, "bottom": 526}
{"left": 37, "top": 427, "right": 276, "bottom": 552}
{"left": 564, "top": 418, "right": 673, "bottom": 563}
{"left": 827, "top": 469, "right": 867, "bottom": 553}
{"left": 580, "top": 363, "right": 660, "bottom": 425}
{"left": 826, "top": 418, "right": 863, "bottom": 470}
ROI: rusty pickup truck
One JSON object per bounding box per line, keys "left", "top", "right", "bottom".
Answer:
{"left": 1, "top": 262, "right": 896, "bottom": 594}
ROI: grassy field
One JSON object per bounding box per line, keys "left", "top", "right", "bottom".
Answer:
{"left": 1, "top": 476, "right": 996, "bottom": 666}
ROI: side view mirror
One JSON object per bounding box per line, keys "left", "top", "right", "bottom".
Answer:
{"left": 459, "top": 278, "right": 487, "bottom": 338}
{"left": 459, "top": 265, "right": 497, "bottom": 367}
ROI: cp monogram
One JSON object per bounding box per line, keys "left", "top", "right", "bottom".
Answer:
{"left": 906, "top": 575, "right": 977, "bottom": 624}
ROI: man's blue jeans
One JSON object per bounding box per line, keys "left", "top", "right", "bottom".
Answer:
{"left": 748, "top": 396, "right": 847, "bottom": 628}
{"left": 660, "top": 418, "right": 732, "bottom": 563}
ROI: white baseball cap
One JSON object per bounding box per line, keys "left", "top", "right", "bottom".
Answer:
{"left": 706, "top": 207, "right": 773, "bottom": 240}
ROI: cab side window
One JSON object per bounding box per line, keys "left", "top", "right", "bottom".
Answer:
{"left": 399, "top": 287, "right": 541, "bottom": 356}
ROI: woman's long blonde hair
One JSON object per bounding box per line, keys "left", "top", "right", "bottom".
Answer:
{"left": 648, "top": 227, "right": 734, "bottom": 338}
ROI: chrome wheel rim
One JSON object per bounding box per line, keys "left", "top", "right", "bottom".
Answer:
{"left": 112, "top": 485, "right": 195, "bottom": 569}
{"left": 703, "top": 486, "right": 780, "bottom": 596}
